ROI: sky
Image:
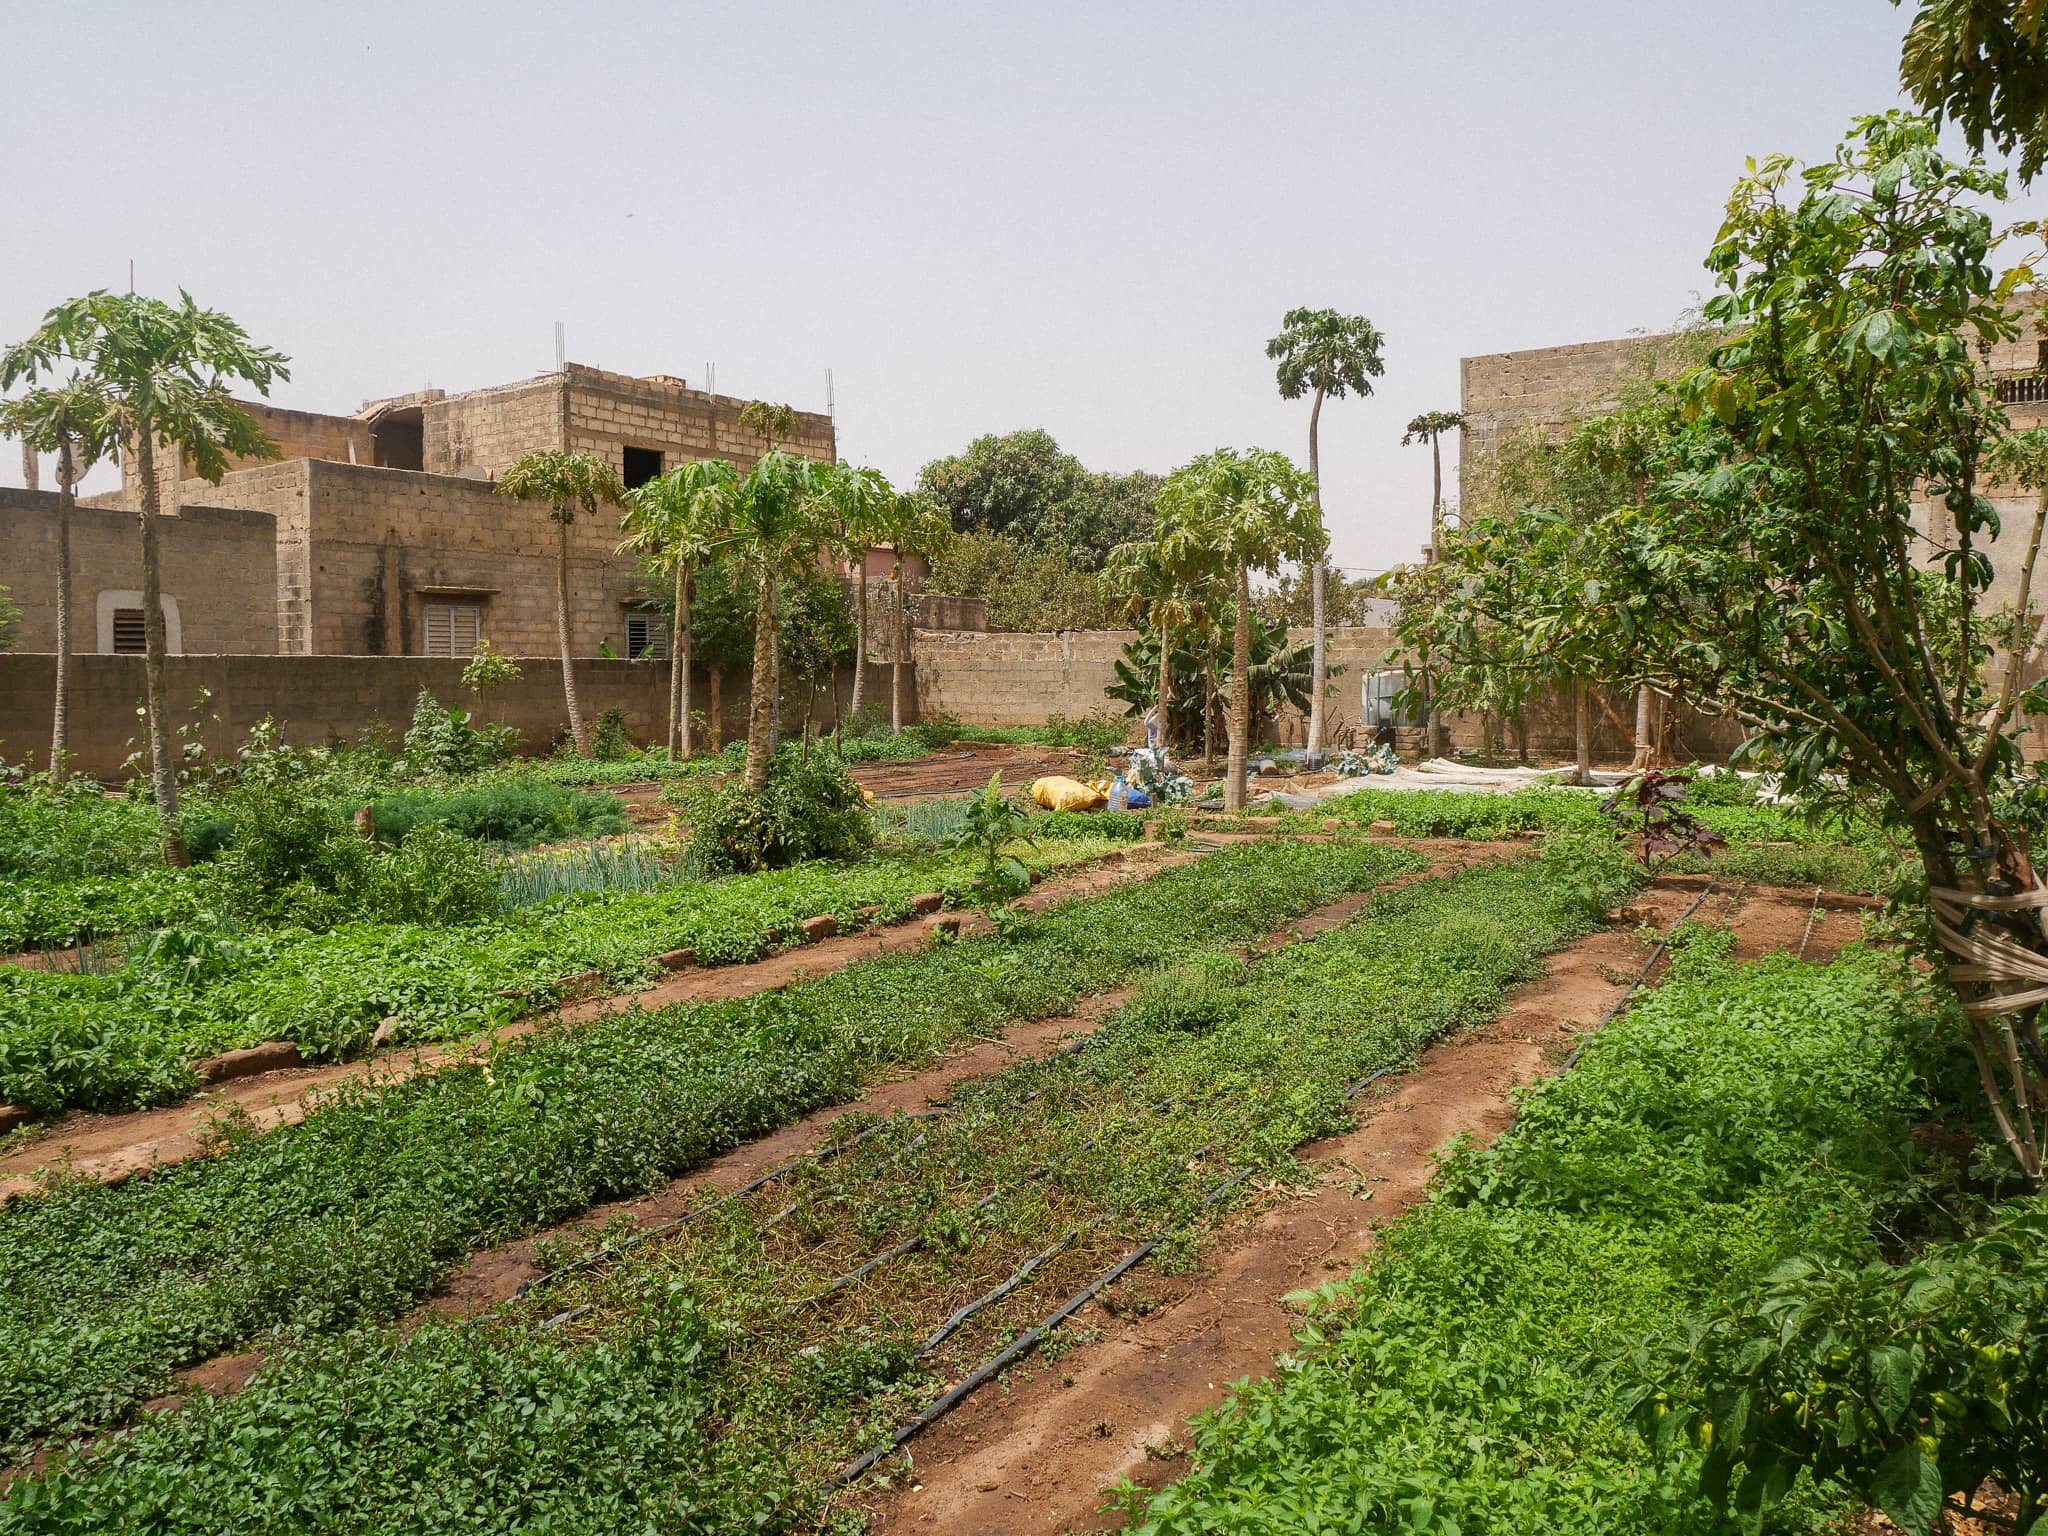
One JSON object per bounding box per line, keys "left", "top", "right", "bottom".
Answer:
{"left": 2, "top": 0, "right": 2037, "bottom": 575}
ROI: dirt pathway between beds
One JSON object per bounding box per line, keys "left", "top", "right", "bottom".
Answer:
{"left": 153, "top": 841, "right": 1509, "bottom": 1405}
{"left": 0, "top": 845, "right": 1192, "bottom": 1202}
{"left": 853, "top": 879, "right": 1871, "bottom": 1535}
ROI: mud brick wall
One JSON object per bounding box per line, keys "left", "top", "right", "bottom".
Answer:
{"left": 0, "top": 488, "right": 278, "bottom": 654}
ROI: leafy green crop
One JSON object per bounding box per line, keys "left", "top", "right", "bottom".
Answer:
{"left": 0, "top": 838, "right": 1417, "bottom": 1451}
{"left": 1126, "top": 933, "right": 1933, "bottom": 1535}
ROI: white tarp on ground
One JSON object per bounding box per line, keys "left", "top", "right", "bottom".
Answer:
{"left": 1249, "top": 758, "right": 1629, "bottom": 811}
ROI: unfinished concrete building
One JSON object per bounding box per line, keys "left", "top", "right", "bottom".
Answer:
{"left": 2, "top": 363, "right": 835, "bottom": 658}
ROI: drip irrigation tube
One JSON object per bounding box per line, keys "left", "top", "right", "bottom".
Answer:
{"left": 823, "top": 1148, "right": 1236, "bottom": 1494}
{"left": 821, "top": 881, "right": 1722, "bottom": 1496}
{"left": 1559, "top": 881, "right": 1715, "bottom": 1071}
{"left": 513, "top": 1109, "right": 946, "bottom": 1300}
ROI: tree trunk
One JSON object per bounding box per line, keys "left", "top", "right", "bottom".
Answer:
{"left": 1155, "top": 617, "right": 1173, "bottom": 756}
{"left": 1226, "top": 564, "right": 1251, "bottom": 811}
{"left": 1425, "top": 434, "right": 1448, "bottom": 758}
{"left": 891, "top": 574, "right": 909, "bottom": 732}
{"left": 135, "top": 434, "right": 188, "bottom": 865}
{"left": 1629, "top": 684, "right": 1655, "bottom": 772}
{"left": 555, "top": 513, "right": 591, "bottom": 757}
{"left": 1305, "top": 387, "right": 1328, "bottom": 757}
{"left": 20, "top": 437, "right": 38, "bottom": 493}
{"left": 52, "top": 435, "right": 73, "bottom": 779}
{"left": 670, "top": 558, "right": 691, "bottom": 760}
{"left": 850, "top": 555, "right": 869, "bottom": 715}
{"left": 1573, "top": 677, "right": 1593, "bottom": 786}
{"left": 709, "top": 667, "right": 724, "bottom": 750}
{"left": 1513, "top": 709, "right": 1529, "bottom": 765}
{"left": 745, "top": 568, "right": 778, "bottom": 790}
{"left": 769, "top": 593, "right": 782, "bottom": 754}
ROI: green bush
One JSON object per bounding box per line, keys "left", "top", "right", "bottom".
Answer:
{"left": 590, "top": 707, "right": 634, "bottom": 761}
{"left": 0, "top": 771, "right": 160, "bottom": 881}
{"left": 397, "top": 690, "right": 519, "bottom": 777}
{"left": 367, "top": 781, "right": 626, "bottom": 850}
{"left": 684, "top": 751, "right": 876, "bottom": 875}
{"left": 905, "top": 712, "right": 965, "bottom": 750}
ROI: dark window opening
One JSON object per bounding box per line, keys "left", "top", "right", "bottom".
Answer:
{"left": 625, "top": 611, "right": 667, "bottom": 659}
{"left": 622, "top": 446, "right": 663, "bottom": 489}
{"left": 373, "top": 416, "right": 424, "bottom": 471}
{"left": 111, "top": 608, "right": 146, "bottom": 653}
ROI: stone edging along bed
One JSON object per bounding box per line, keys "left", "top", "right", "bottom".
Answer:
{"left": 0, "top": 844, "right": 1149, "bottom": 1147}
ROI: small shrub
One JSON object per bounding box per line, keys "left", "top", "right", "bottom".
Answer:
{"left": 684, "top": 751, "right": 877, "bottom": 875}
{"left": 943, "top": 772, "right": 1035, "bottom": 911}
{"left": 590, "top": 707, "right": 634, "bottom": 761}
{"left": 906, "top": 712, "right": 965, "bottom": 751}
{"left": 398, "top": 690, "right": 519, "bottom": 777}
{"left": 1042, "top": 707, "right": 1128, "bottom": 754}
{"left": 841, "top": 704, "right": 891, "bottom": 741}
{"left": 1120, "top": 955, "right": 1243, "bottom": 1035}
{"left": 360, "top": 825, "right": 502, "bottom": 926}
{"left": 367, "top": 781, "right": 626, "bottom": 850}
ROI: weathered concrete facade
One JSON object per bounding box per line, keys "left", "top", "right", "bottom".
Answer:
{"left": 46, "top": 361, "right": 835, "bottom": 659}
{"left": 0, "top": 488, "right": 279, "bottom": 654}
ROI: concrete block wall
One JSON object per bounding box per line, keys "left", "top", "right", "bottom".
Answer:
{"left": 0, "top": 488, "right": 279, "bottom": 654}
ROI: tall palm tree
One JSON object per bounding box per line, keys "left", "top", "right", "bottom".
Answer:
{"left": 620, "top": 458, "right": 735, "bottom": 759}
{"left": 3, "top": 292, "right": 287, "bottom": 862}
{"left": 1265, "top": 307, "right": 1386, "bottom": 757}
{"left": 1159, "top": 448, "right": 1324, "bottom": 810}
{"left": 1101, "top": 537, "right": 1213, "bottom": 756}
{"left": 887, "top": 495, "right": 951, "bottom": 733}
{"left": 1401, "top": 409, "right": 1463, "bottom": 555}
{"left": 1403, "top": 409, "right": 1464, "bottom": 756}
{"left": 497, "top": 449, "right": 626, "bottom": 758}
{"left": 736, "top": 402, "right": 802, "bottom": 744}
{"left": 808, "top": 462, "right": 895, "bottom": 720}
{"left": 0, "top": 379, "right": 118, "bottom": 780}
{"left": 707, "top": 450, "right": 832, "bottom": 789}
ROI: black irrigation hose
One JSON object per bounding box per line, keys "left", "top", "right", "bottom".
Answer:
{"left": 821, "top": 882, "right": 1723, "bottom": 1496}
{"left": 822, "top": 1161, "right": 1250, "bottom": 1494}
{"left": 1559, "top": 881, "right": 1716, "bottom": 1071}
{"left": 513, "top": 1110, "right": 947, "bottom": 1300}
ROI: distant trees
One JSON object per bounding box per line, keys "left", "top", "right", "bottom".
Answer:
{"left": 925, "top": 531, "right": 1118, "bottom": 631}
{"left": 917, "top": 428, "right": 1159, "bottom": 569}
{"left": 1267, "top": 307, "right": 1386, "bottom": 756}
{"left": 497, "top": 449, "right": 626, "bottom": 759}
{"left": 2, "top": 291, "right": 288, "bottom": 863}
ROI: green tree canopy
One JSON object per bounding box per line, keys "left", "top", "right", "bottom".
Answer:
{"left": 1896, "top": 0, "right": 2048, "bottom": 181}
{"left": 916, "top": 428, "right": 1158, "bottom": 567}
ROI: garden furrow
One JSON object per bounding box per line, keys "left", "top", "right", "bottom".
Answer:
{"left": 0, "top": 847, "right": 1638, "bottom": 1531}
{"left": 0, "top": 843, "right": 1163, "bottom": 1199}
{"left": 0, "top": 838, "right": 1421, "bottom": 1459}
{"left": 856, "top": 880, "right": 1873, "bottom": 1535}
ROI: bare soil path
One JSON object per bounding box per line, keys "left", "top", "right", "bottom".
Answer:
{"left": 0, "top": 844, "right": 1174, "bottom": 1203}
{"left": 852, "top": 879, "right": 1868, "bottom": 1535}
{"left": 150, "top": 841, "right": 1510, "bottom": 1409}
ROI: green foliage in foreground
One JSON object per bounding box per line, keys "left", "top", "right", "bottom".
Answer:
{"left": 0, "top": 838, "right": 1119, "bottom": 1116}
{"left": 0, "top": 847, "right": 1623, "bottom": 1530}
{"left": 1128, "top": 934, "right": 1934, "bottom": 1535}
{"left": 0, "top": 838, "right": 1417, "bottom": 1453}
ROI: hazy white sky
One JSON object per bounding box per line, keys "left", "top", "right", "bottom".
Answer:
{"left": 2, "top": 1, "right": 2034, "bottom": 572}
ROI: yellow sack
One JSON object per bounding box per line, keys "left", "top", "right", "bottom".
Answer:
{"left": 1029, "top": 775, "right": 1108, "bottom": 813}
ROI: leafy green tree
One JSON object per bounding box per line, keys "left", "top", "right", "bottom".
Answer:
{"left": 1109, "top": 607, "right": 1312, "bottom": 753}
{"left": 2, "top": 291, "right": 288, "bottom": 863}
{"left": 497, "top": 449, "right": 626, "bottom": 758}
{"left": 1267, "top": 307, "right": 1386, "bottom": 756}
{"left": 923, "top": 531, "right": 1115, "bottom": 630}
{"left": 621, "top": 459, "right": 735, "bottom": 759}
{"left": 1896, "top": 0, "right": 2048, "bottom": 181}
{"left": 0, "top": 378, "right": 118, "bottom": 777}
{"left": 917, "top": 428, "right": 1155, "bottom": 567}
{"left": 1159, "top": 448, "right": 1324, "bottom": 808}
{"left": 1578, "top": 115, "right": 2048, "bottom": 1185}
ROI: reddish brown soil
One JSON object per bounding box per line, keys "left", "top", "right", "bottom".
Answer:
{"left": 852, "top": 880, "right": 1868, "bottom": 1535}
{"left": 0, "top": 845, "right": 1175, "bottom": 1203}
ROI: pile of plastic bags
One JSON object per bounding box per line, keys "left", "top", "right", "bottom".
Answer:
{"left": 1333, "top": 742, "right": 1400, "bottom": 778}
